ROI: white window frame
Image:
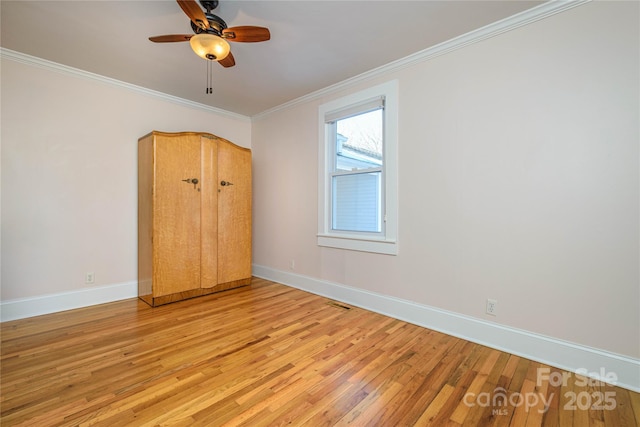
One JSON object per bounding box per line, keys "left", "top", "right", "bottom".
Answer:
{"left": 318, "top": 80, "right": 398, "bottom": 255}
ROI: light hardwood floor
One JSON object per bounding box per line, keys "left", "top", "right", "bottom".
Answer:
{"left": 1, "top": 278, "right": 638, "bottom": 426}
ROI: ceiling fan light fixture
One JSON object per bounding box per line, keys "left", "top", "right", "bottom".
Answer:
{"left": 189, "top": 33, "right": 230, "bottom": 61}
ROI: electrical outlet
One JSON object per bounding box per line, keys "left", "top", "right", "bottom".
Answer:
{"left": 486, "top": 298, "right": 497, "bottom": 316}
{"left": 85, "top": 272, "right": 95, "bottom": 284}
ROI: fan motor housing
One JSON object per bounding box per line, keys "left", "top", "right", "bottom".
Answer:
{"left": 191, "top": 13, "right": 227, "bottom": 35}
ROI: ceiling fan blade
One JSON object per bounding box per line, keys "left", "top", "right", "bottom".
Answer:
{"left": 149, "top": 34, "right": 193, "bottom": 43}
{"left": 177, "top": 0, "right": 209, "bottom": 30}
{"left": 222, "top": 26, "right": 270, "bottom": 43}
{"left": 218, "top": 51, "right": 235, "bottom": 68}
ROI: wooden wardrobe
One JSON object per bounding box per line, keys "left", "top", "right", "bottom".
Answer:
{"left": 138, "top": 131, "right": 252, "bottom": 306}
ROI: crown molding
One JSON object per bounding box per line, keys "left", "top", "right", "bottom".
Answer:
{"left": 0, "top": 47, "right": 250, "bottom": 123}
{"left": 252, "top": 0, "right": 591, "bottom": 121}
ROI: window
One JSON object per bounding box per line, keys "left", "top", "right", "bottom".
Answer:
{"left": 318, "top": 80, "right": 398, "bottom": 255}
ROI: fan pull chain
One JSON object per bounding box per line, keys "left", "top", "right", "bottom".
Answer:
{"left": 206, "top": 60, "right": 213, "bottom": 94}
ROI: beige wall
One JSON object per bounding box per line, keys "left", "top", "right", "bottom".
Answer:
{"left": 251, "top": 1, "right": 639, "bottom": 359}
{"left": 1, "top": 58, "right": 251, "bottom": 300}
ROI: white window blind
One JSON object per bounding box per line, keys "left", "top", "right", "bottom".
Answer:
{"left": 324, "top": 96, "right": 385, "bottom": 124}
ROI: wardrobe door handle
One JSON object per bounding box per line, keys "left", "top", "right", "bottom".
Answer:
{"left": 182, "top": 178, "right": 199, "bottom": 189}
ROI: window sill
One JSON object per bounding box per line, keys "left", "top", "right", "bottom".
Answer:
{"left": 317, "top": 234, "right": 398, "bottom": 255}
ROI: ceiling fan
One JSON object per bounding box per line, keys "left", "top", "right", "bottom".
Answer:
{"left": 149, "top": 0, "right": 270, "bottom": 68}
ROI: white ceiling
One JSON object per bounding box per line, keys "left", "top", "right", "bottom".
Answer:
{"left": 1, "top": 0, "right": 544, "bottom": 117}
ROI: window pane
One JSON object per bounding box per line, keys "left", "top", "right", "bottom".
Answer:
{"left": 332, "top": 171, "right": 381, "bottom": 232}
{"left": 336, "top": 109, "right": 383, "bottom": 171}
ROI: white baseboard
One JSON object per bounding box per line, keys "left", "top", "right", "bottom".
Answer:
{"left": 0, "top": 282, "right": 138, "bottom": 322}
{"left": 252, "top": 264, "right": 640, "bottom": 393}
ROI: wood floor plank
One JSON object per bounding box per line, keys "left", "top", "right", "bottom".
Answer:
{"left": 1, "top": 278, "right": 637, "bottom": 426}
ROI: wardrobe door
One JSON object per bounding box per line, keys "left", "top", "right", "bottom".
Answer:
{"left": 200, "top": 137, "right": 218, "bottom": 289}
{"left": 217, "top": 139, "right": 252, "bottom": 284}
{"left": 153, "top": 134, "right": 202, "bottom": 296}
